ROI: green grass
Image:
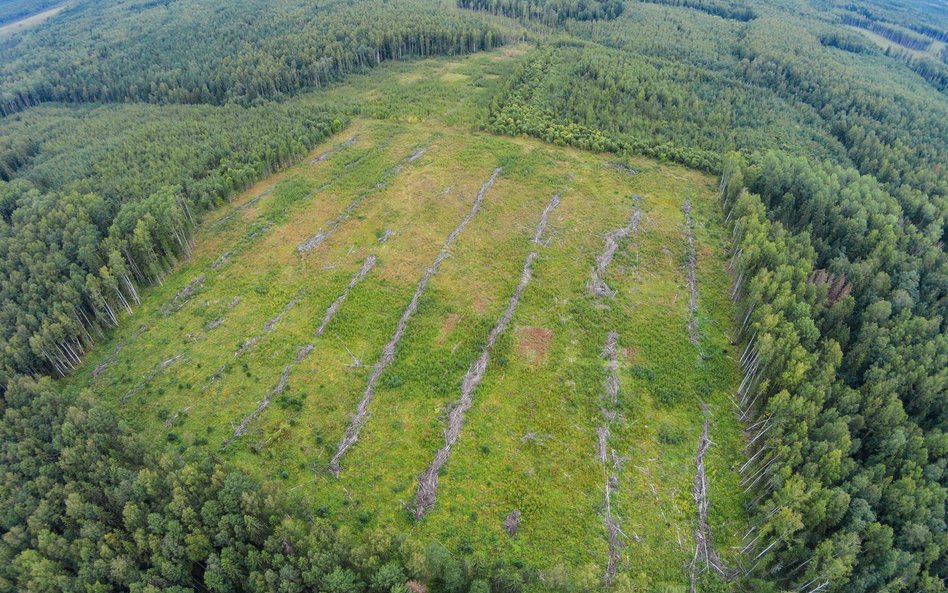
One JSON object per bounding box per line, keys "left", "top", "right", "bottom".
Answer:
{"left": 64, "top": 46, "right": 746, "bottom": 591}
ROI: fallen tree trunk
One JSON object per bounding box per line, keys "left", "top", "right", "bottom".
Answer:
{"left": 329, "top": 167, "right": 503, "bottom": 476}
{"left": 413, "top": 192, "right": 561, "bottom": 518}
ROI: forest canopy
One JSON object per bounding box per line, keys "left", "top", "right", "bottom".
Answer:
{"left": 0, "top": 0, "right": 945, "bottom": 591}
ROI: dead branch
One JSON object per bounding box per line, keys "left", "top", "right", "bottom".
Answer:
{"left": 121, "top": 354, "right": 183, "bottom": 403}
{"left": 222, "top": 343, "right": 314, "bottom": 449}
{"left": 690, "top": 404, "right": 732, "bottom": 590}
{"left": 162, "top": 275, "right": 206, "bottom": 316}
{"left": 212, "top": 188, "right": 273, "bottom": 229}
{"left": 316, "top": 255, "right": 376, "bottom": 337}
{"left": 503, "top": 509, "right": 521, "bottom": 536}
{"left": 599, "top": 331, "right": 626, "bottom": 585}
{"left": 234, "top": 293, "right": 302, "bottom": 358}
{"left": 310, "top": 135, "right": 358, "bottom": 165}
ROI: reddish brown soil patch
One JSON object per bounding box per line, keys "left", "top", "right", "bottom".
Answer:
{"left": 436, "top": 313, "right": 460, "bottom": 345}
{"left": 516, "top": 326, "right": 554, "bottom": 365}
{"left": 473, "top": 295, "right": 491, "bottom": 314}
{"left": 623, "top": 346, "right": 637, "bottom": 363}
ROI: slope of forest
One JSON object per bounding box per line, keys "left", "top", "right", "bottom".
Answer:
{"left": 0, "top": 0, "right": 945, "bottom": 592}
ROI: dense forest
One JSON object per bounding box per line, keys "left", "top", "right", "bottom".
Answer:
{"left": 721, "top": 153, "right": 946, "bottom": 592}
{"left": 0, "top": 0, "right": 509, "bottom": 114}
{"left": 0, "top": 0, "right": 61, "bottom": 26}
{"left": 0, "top": 0, "right": 946, "bottom": 591}
{"left": 0, "top": 376, "right": 525, "bottom": 592}
{"left": 457, "top": 0, "right": 624, "bottom": 24}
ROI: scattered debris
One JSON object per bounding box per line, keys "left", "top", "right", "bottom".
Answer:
{"left": 414, "top": 192, "right": 561, "bottom": 518}
{"left": 211, "top": 250, "right": 233, "bottom": 270}
{"left": 92, "top": 344, "right": 122, "bottom": 378}
{"left": 590, "top": 199, "right": 642, "bottom": 297}
{"left": 298, "top": 147, "right": 428, "bottom": 253}
{"left": 504, "top": 509, "right": 522, "bottom": 536}
{"left": 162, "top": 275, "right": 206, "bottom": 315}
{"left": 264, "top": 295, "right": 301, "bottom": 332}
{"left": 330, "top": 167, "right": 502, "bottom": 476}
{"left": 227, "top": 296, "right": 242, "bottom": 309}
{"left": 212, "top": 188, "right": 272, "bottom": 229}
{"left": 222, "top": 344, "right": 314, "bottom": 449}
{"left": 91, "top": 325, "right": 147, "bottom": 378}
{"left": 683, "top": 200, "right": 700, "bottom": 346}
{"left": 378, "top": 228, "right": 394, "bottom": 244}
{"left": 310, "top": 135, "right": 358, "bottom": 165}
{"left": 690, "top": 404, "right": 730, "bottom": 592}
{"left": 599, "top": 331, "right": 626, "bottom": 585}
{"left": 608, "top": 161, "right": 639, "bottom": 176}
{"left": 205, "top": 317, "right": 224, "bottom": 331}
{"left": 164, "top": 406, "right": 190, "bottom": 428}
{"left": 234, "top": 293, "right": 302, "bottom": 358}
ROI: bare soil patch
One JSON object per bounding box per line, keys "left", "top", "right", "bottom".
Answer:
{"left": 437, "top": 313, "right": 461, "bottom": 345}
{"left": 516, "top": 326, "right": 554, "bottom": 365}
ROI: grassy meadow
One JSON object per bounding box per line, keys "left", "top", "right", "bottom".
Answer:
{"left": 64, "top": 46, "right": 747, "bottom": 591}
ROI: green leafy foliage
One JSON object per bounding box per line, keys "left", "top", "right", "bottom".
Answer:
{"left": 722, "top": 151, "right": 947, "bottom": 592}
{"left": 458, "top": 0, "right": 623, "bottom": 24}
{"left": 0, "top": 376, "right": 527, "bottom": 592}
{"left": 0, "top": 0, "right": 509, "bottom": 114}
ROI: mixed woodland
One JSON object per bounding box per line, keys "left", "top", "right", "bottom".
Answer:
{"left": 0, "top": 0, "right": 945, "bottom": 591}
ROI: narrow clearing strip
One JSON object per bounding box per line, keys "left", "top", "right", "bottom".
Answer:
{"left": 599, "top": 331, "right": 626, "bottom": 585}
{"left": 298, "top": 147, "right": 427, "bottom": 253}
{"left": 690, "top": 404, "right": 729, "bottom": 591}
{"left": 221, "top": 256, "right": 377, "bottom": 449}
{"left": 328, "top": 167, "right": 503, "bottom": 476}
{"left": 414, "top": 192, "right": 562, "bottom": 518}
{"left": 683, "top": 199, "right": 700, "bottom": 346}
{"left": 590, "top": 198, "right": 642, "bottom": 297}
{"left": 311, "top": 135, "right": 358, "bottom": 165}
